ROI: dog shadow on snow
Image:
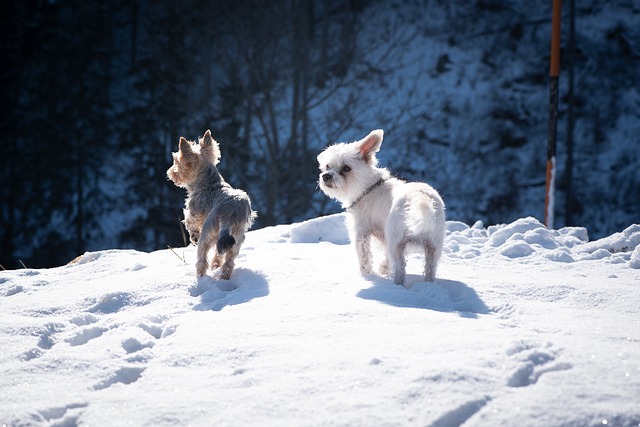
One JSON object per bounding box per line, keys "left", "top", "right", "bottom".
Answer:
{"left": 357, "top": 275, "right": 490, "bottom": 318}
{"left": 189, "top": 268, "right": 269, "bottom": 312}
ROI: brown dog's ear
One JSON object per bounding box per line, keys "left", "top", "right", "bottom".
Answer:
{"left": 357, "top": 129, "right": 384, "bottom": 163}
{"left": 200, "top": 129, "right": 221, "bottom": 165}
{"left": 201, "top": 130, "right": 212, "bottom": 148}
{"left": 179, "top": 137, "right": 193, "bottom": 154}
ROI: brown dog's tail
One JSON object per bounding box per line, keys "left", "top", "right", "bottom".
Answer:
{"left": 216, "top": 227, "right": 236, "bottom": 255}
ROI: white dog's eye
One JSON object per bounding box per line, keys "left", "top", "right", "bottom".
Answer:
{"left": 325, "top": 165, "right": 331, "bottom": 171}
{"left": 341, "top": 165, "right": 351, "bottom": 173}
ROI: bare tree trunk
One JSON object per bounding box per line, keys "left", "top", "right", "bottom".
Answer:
{"left": 265, "top": 162, "right": 279, "bottom": 225}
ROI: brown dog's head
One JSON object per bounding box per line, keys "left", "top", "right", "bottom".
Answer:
{"left": 167, "top": 130, "right": 221, "bottom": 188}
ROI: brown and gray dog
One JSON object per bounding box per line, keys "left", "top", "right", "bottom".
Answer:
{"left": 167, "top": 130, "right": 256, "bottom": 279}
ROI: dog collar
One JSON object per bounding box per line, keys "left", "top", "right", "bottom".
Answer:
{"left": 346, "top": 178, "right": 386, "bottom": 211}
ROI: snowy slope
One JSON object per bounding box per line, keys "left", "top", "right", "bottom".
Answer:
{"left": 1, "top": 215, "right": 639, "bottom": 426}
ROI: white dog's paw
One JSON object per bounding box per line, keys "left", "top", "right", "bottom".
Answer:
{"left": 360, "top": 264, "right": 373, "bottom": 275}
{"left": 378, "top": 260, "right": 389, "bottom": 275}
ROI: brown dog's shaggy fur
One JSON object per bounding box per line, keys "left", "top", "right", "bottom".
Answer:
{"left": 167, "top": 130, "right": 256, "bottom": 279}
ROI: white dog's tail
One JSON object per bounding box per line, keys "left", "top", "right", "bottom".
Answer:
{"left": 406, "top": 194, "right": 445, "bottom": 237}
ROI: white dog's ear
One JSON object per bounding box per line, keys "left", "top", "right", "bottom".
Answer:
{"left": 200, "top": 129, "right": 222, "bottom": 165}
{"left": 356, "top": 129, "right": 384, "bottom": 163}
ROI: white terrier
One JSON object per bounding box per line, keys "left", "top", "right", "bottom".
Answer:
{"left": 317, "top": 129, "right": 446, "bottom": 286}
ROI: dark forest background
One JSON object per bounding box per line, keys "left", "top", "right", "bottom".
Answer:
{"left": 1, "top": 0, "right": 639, "bottom": 269}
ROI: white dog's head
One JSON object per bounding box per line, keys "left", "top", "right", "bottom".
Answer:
{"left": 317, "top": 129, "right": 385, "bottom": 205}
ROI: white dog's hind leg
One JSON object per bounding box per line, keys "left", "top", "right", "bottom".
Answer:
{"left": 389, "top": 241, "right": 407, "bottom": 285}
{"left": 378, "top": 258, "right": 389, "bottom": 275}
{"left": 423, "top": 242, "right": 438, "bottom": 282}
{"left": 386, "top": 229, "right": 407, "bottom": 285}
{"left": 385, "top": 204, "right": 408, "bottom": 285}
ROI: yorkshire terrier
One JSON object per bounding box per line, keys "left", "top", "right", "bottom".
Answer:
{"left": 167, "top": 130, "right": 256, "bottom": 279}
{"left": 317, "top": 129, "right": 446, "bottom": 286}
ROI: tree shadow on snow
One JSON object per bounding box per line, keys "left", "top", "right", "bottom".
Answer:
{"left": 189, "top": 268, "right": 269, "bottom": 312}
{"left": 357, "top": 275, "right": 490, "bottom": 318}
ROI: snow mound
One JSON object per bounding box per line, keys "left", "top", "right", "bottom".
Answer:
{"left": 630, "top": 245, "right": 640, "bottom": 269}
{"left": 577, "top": 224, "right": 640, "bottom": 255}
{"left": 1, "top": 215, "right": 639, "bottom": 426}
{"left": 290, "top": 213, "right": 349, "bottom": 245}
{"left": 445, "top": 216, "right": 639, "bottom": 267}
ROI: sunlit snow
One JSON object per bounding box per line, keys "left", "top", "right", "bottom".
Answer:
{"left": 1, "top": 214, "right": 639, "bottom": 426}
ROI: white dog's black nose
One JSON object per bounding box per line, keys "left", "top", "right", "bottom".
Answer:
{"left": 322, "top": 173, "right": 333, "bottom": 182}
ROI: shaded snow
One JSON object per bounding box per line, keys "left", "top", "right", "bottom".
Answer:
{"left": 1, "top": 215, "right": 639, "bottom": 426}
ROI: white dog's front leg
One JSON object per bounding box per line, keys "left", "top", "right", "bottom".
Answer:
{"left": 355, "top": 233, "right": 373, "bottom": 274}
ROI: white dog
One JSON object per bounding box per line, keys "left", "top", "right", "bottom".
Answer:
{"left": 317, "top": 129, "right": 446, "bottom": 286}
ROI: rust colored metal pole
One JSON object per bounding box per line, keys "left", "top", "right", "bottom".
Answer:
{"left": 564, "top": 0, "right": 575, "bottom": 226}
{"left": 545, "top": 0, "right": 562, "bottom": 228}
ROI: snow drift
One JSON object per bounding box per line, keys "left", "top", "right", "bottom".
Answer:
{"left": 1, "top": 215, "right": 639, "bottom": 426}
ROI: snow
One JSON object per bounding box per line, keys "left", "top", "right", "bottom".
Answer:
{"left": 1, "top": 214, "right": 640, "bottom": 426}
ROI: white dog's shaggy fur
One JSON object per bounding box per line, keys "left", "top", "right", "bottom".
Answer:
{"left": 317, "top": 129, "right": 446, "bottom": 286}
